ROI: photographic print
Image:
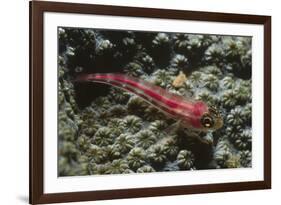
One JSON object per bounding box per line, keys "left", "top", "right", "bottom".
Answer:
{"left": 30, "top": 1, "right": 271, "bottom": 203}
{"left": 58, "top": 27, "right": 252, "bottom": 177}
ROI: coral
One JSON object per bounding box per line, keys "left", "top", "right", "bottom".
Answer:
{"left": 107, "top": 118, "right": 125, "bottom": 133}
{"left": 135, "top": 130, "right": 157, "bottom": 149}
{"left": 239, "top": 150, "right": 252, "bottom": 167}
{"left": 80, "top": 118, "right": 100, "bottom": 136}
{"left": 77, "top": 134, "right": 91, "bottom": 152}
{"left": 234, "top": 81, "right": 251, "bottom": 103}
{"left": 108, "top": 105, "right": 128, "bottom": 117}
{"left": 134, "top": 52, "right": 155, "bottom": 73}
{"left": 137, "top": 165, "right": 156, "bottom": 173}
{"left": 97, "top": 111, "right": 110, "bottom": 126}
{"left": 222, "top": 75, "right": 236, "bottom": 89}
{"left": 222, "top": 90, "right": 238, "bottom": 108}
{"left": 143, "top": 106, "right": 166, "bottom": 121}
{"left": 96, "top": 39, "right": 114, "bottom": 55}
{"left": 204, "top": 74, "right": 219, "bottom": 91}
{"left": 103, "top": 145, "right": 121, "bottom": 161}
{"left": 92, "top": 96, "right": 111, "bottom": 111}
{"left": 225, "top": 125, "right": 243, "bottom": 141}
{"left": 242, "top": 103, "right": 252, "bottom": 124}
{"left": 224, "top": 155, "right": 241, "bottom": 168}
{"left": 58, "top": 28, "right": 252, "bottom": 176}
{"left": 58, "top": 157, "right": 72, "bottom": 176}
{"left": 184, "top": 35, "right": 214, "bottom": 66}
{"left": 69, "top": 154, "right": 91, "bottom": 176}
{"left": 213, "top": 140, "right": 233, "bottom": 168}
{"left": 195, "top": 91, "right": 218, "bottom": 106}
{"left": 115, "top": 134, "right": 135, "bottom": 154}
{"left": 90, "top": 163, "right": 109, "bottom": 175}
{"left": 127, "top": 96, "right": 148, "bottom": 115}
{"left": 188, "top": 71, "right": 203, "bottom": 86}
{"left": 124, "top": 62, "right": 144, "bottom": 77}
{"left": 204, "top": 66, "right": 223, "bottom": 78}
{"left": 122, "top": 37, "right": 137, "bottom": 52}
{"left": 204, "top": 43, "right": 225, "bottom": 65}
{"left": 105, "top": 159, "right": 130, "bottom": 174}
{"left": 59, "top": 141, "right": 78, "bottom": 161}
{"left": 176, "top": 150, "right": 195, "bottom": 170}
{"left": 233, "top": 129, "right": 252, "bottom": 150}
{"left": 170, "top": 54, "right": 189, "bottom": 70}
{"left": 173, "top": 33, "right": 189, "bottom": 53}
{"left": 147, "top": 145, "right": 167, "bottom": 167}
{"left": 152, "top": 69, "right": 173, "bottom": 88}
{"left": 85, "top": 144, "right": 107, "bottom": 164}
{"left": 109, "top": 88, "right": 130, "bottom": 104}
{"left": 226, "top": 107, "right": 245, "bottom": 127}
{"left": 127, "top": 147, "right": 147, "bottom": 171}
{"left": 123, "top": 115, "right": 142, "bottom": 134}
{"left": 152, "top": 33, "right": 170, "bottom": 47}
{"left": 223, "top": 37, "right": 252, "bottom": 78}
{"left": 92, "top": 127, "right": 114, "bottom": 146}
{"left": 163, "top": 138, "right": 179, "bottom": 160}
{"left": 148, "top": 120, "right": 168, "bottom": 135}
{"left": 58, "top": 120, "right": 78, "bottom": 141}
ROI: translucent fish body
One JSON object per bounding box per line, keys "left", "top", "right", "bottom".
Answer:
{"left": 76, "top": 73, "right": 222, "bottom": 131}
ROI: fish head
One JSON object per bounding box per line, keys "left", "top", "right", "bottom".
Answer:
{"left": 199, "top": 105, "right": 223, "bottom": 131}
{"left": 181, "top": 102, "right": 223, "bottom": 132}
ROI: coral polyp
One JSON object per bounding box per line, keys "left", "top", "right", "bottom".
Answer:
{"left": 222, "top": 75, "right": 236, "bottom": 89}
{"left": 176, "top": 150, "right": 195, "bottom": 170}
{"left": 58, "top": 28, "right": 252, "bottom": 176}
{"left": 195, "top": 91, "right": 217, "bottom": 106}
{"left": 222, "top": 90, "right": 238, "bottom": 108}
{"left": 188, "top": 71, "right": 203, "bottom": 85}
{"left": 204, "top": 44, "right": 225, "bottom": 65}
{"left": 170, "top": 54, "right": 189, "bottom": 69}
{"left": 239, "top": 150, "right": 252, "bottom": 167}
{"left": 163, "top": 138, "right": 179, "bottom": 160}
{"left": 92, "top": 127, "right": 114, "bottom": 146}
{"left": 233, "top": 129, "right": 252, "bottom": 150}
{"left": 147, "top": 145, "right": 167, "bottom": 167}
{"left": 137, "top": 165, "right": 156, "bottom": 173}
{"left": 123, "top": 115, "right": 142, "bottom": 134}
{"left": 135, "top": 130, "right": 157, "bottom": 149}
{"left": 148, "top": 120, "right": 168, "bottom": 135}
{"left": 124, "top": 62, "right": 144, "bottom": 77}
{"left": 152, "top": 33, "right": 170, "bottom": 47}
{"left": 115, "top": 134, "right": 135, "bottom": 154}
{"left": 96, "top": 39, "right": 114, "bottom": 55}
{"left": 151, "top": 69, "right": 173, "bottom": 88}
{"left": 105, "top": 159, "right": 129, "bottom": 174}
{"left": 226, "top": 107, "right": 245, "bottom": 127}
{"left": 127, "top": 147, "right": 147, "bottom": 171}
{"left": 204, "top": 74, "right": 219, "bottom": 91}
{"left": 173, "top": 33, "right": 189, "bottom": 52}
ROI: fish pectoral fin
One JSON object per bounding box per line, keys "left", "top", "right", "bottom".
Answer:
{"left": 164, "top": 120, "right": 182, "bottom": 135}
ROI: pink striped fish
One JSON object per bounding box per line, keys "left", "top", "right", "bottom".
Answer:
{"left": 76, "top": 73, "right": 223, "bottom": 132}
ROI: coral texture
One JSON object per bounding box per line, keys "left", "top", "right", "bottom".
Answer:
{"left": 58, "top": 27, "right": 252, "bottom": 176}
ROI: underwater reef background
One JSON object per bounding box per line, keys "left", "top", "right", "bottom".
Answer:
{"left": 58, "top": 27, "right": 252, "bottom": 176}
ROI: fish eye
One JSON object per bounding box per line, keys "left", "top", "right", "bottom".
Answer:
{"left": 201, "top": 114, "right": 214, "bottom": 128}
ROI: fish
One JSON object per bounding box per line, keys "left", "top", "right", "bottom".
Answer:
{"left": 75, "top": 73, "right": 223, "bottom": 132}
